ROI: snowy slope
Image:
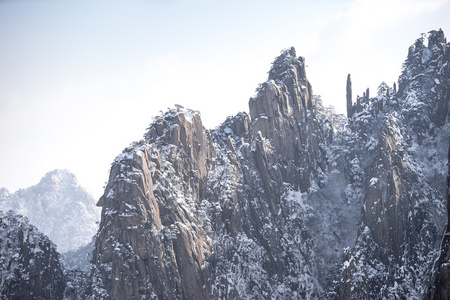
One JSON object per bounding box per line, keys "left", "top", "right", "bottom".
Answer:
{"left": 0, "top": 169, "right": 100, "bottom": 253}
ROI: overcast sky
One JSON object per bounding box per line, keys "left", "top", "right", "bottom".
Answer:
{"left": 1, "top": 0, "right": 449, "bottom": 199}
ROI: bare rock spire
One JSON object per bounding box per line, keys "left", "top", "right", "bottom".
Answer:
{"left": 346, "top": 74, "right": 353, "bottom": 118}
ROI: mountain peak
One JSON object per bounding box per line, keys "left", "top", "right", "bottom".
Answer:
{"left": 397, "top": 30, "right": 448, "bottom": 97}
{"left": 250, "top": 47, "right": 314, "bottom": 132}
{"left": 6, "top": 29, "right": 450, "bottom": 299}
{"left": 408, "top": 29, "right": 445, "bottom": 54}
{"left": 144, "top": 105, "right": 204, "bottom": 150}
{"left": 0, "top": 169, "right": 100, "bottom": 253}
{"left": 404, "top": 29, "right": 447, "bottom": 72}
{"left": 39, "top": 169, "right": 78, "bottom": 188}
{"left": 423, "top": 29, "right": 446, "bottom": 51}
{"left": 268, "top": 46, "right": 305, "bottom": 84}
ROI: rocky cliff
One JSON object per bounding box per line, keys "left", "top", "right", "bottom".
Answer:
{"left": 89, "top": 30, "right": 450, "bottom": 299}
{"left": 338, "top": 29, "right": 450, "bottom": 299}
{"left": 91, "top": 47, "right": 328, "bottom": 299}
{"left": 2, "top": 30, "right": 449, "bottom": 299}
{"left": 427, "top": 142, "right": 450, "bottom": 300}
{"left": 91, "top": 109, "right": 215, "bottom": 299}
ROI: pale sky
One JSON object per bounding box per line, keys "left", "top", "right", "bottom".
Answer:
{"left": 1, "top": 0, "right": 449, "bottom": 199}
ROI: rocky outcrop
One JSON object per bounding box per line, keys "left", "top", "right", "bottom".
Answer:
{"left": 337, "top": 30, "right": 450, "bottom": 299}
{"left": 89, "top": 31, "right": 450, "bottom": 299}
{"left": 3, "top": 29, "right": 450, "bottom": 300}
{"left": 249, "top": 47, "right": 325, "bottom": 192}
{"left": 427, "top": 141, "right": 450, "bottom": 300}
{"left": 361, "top": 115, "right": 411, "bottom": 260}
{"left": 91, "top": 47, "right": 327, "bottom": 299}
{"left": 346, "top": 74, "right": 353, "bottom": 118}
{"left": 85, "top": 30, "right": 450, "bottom": 299}
{"left": 434, "top": 32, "right": 450, "bottom": 127}
{"left": 91, "top": 109, "right": 214, "bottom": 299}
{"left": 0, "top": 210, "right": 65, "bottom": 299}
{"left": 398, "top": 29, "right": 449, "bottom": 133}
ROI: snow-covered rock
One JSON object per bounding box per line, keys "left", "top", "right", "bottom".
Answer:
{"left": 3, "top": 29, "right": 450, "bottom": 299}
{"left": 337, "top": 29, "right": 450, "bottom": 299}
{"left": 91, "top": 47, "right": 327, "bottom": 299}
{"left": 0, "top": 210, "right": 65, "bottom": 299}
{"left": 88, "top": 30, "right": 450, "bottom": 299}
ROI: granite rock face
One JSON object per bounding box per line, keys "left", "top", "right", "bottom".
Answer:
{"left": 91, "top": 110, "right": 214, "bottom": 299}
{"left": 3, "top": 29, "right": 450, "bottom": 300}
{"left": 249, "top": 48, "right": 325, "bottom": 192}
{"left": 427, "top": 142, "right": 450, "bottom": 300}
{"left": 88, "top": 30, "right": 450, "bottom": 299}
{"left": 346, "top": 74, "right": 353, "bottom": 118}
{"left": 338, "top": 30, "right": 450, "bottom": 299}
{"left": 91, "top": 48, "right": 327, "bottom": 299}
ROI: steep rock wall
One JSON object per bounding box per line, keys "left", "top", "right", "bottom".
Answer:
{"left": 92, "top": 110, "right": 214, "bottom": 299}
{"left": 338, "top": 30, "right": 450, "bottom": 299}
{"left": 91, "top": 48, "right": 327, "bottom": 299}
{"left": 427, "top": 142, "right": 450, "bottom": 300}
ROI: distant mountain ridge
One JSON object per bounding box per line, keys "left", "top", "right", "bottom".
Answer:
{"left": 0, "top": 169, "right": 100, "bottom": 253}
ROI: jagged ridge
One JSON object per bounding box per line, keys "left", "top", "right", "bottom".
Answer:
{"left": 90, "top": 30, "right": 450, "bottom": 299}
{"left": 91, "top": 47, "right": 328, "bottom": 299}
{"left": 2, "top": 30, "right": 448, "bottom": 299}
